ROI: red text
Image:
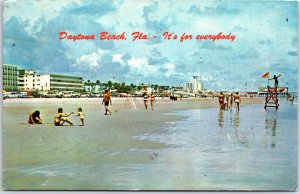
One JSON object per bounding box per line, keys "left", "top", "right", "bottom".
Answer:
{"left": 58, "top": 31, "right": 95, "bottom": 41}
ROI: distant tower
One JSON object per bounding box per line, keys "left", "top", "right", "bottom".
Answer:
{"left": 193, "top": 76, "right": 198, "bottom": 94}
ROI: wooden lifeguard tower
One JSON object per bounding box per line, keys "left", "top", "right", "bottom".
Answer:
{"left": 264, "top": 86, "right": 279, "bottom": 109}
{"left": 262, "top": 72, "right": 282, "bottom": 109}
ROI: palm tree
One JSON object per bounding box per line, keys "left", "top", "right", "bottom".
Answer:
{"left": 129, "top": 83, "right": 136, "bottom": 92}
{"left": 113, "top": 82, "right": 119, "bottom": 90}
{"left": 90, "top": 82, "right": 96, "bottom": 93}
{"left": 107, "top": 80, "right": 113, "bottom": 89}
{"left": 84, "top": 80, "right": 91, "bottom": 92}
{"left": 95, "top": 80, "right": 101, "bottom": 92}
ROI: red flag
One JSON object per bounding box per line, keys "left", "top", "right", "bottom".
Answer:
{"left": 262, "top": 72, "right": 269, "bottom": 78}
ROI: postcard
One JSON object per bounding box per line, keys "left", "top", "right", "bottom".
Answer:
{"left": 2, "top": 0, "right": 298, "bottom": 191}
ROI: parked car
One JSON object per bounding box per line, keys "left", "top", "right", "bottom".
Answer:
{"left": 94, "top": 93, "right": 103, "bottom": 98}
{"left": 3, "top": 93, "right": 8, "bottom": 99}
{"left": 4, "top": 92, "right": 25, "bottom": 98}
{"left": 88, "top": 93, "right": 102, "bottom": 98}
{"left": 88, "top": 93, "right": 96, "bottom": 98}
{"left": 80, "top": 93, "right": 89, "bottom": 98}
{"left": 19, "top": 92, "right": 29, "bottom": 98}
{"left": 62, "top": 91, "right": 81, "bottom": 98}
{"left": 42, "top": 92, "right": 63, "bottom": 98}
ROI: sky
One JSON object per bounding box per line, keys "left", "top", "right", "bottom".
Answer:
{"left": 3, "top": 0, "right": 298, "bottom": 91}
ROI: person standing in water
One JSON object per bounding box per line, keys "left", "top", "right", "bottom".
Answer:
{"left": 102, "top": 89, "right": 112, "bottom": 115}
{"left": 143, "top": 92, "right": 149, "bottom": 110}
{"left": 290, "top": 95, "right": 295, "bottom": 105}
{"left": 218, "top": 92, "right": 225, "bottom": 109}
{"left": 225, "top": 94, "right": 229, "bottom": 110}
{"left": 234, "top": 92, "right": 241, "bottom": 111}
{"left": 150, "top": 92, "right": 156, "bottom": 110}
{"left": 229, "top": 93, "right": 234, "bottom": 110}
{"left": 54, "top": 107, "right": 74, "bottom": 126}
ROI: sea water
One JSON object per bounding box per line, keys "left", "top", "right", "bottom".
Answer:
{"left": 133, "top": 100, "right": 298, "bottom": 190}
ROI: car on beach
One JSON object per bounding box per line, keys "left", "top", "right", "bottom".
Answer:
{"left": 42, "top": 92, "right": 63, "bottom": 98}
{"left": 3, "top": 92, "right": 27, "bottom": 98}
{"left": 2, "top": 93, "right": 8, "bottom": 99}
{"left": 95, "top": 93, "right": 103, "bottom": 98}
{"left": 62, "top": 91, "right": 81, "bottom": 98}
{"left": 87, "top": 93, "right": 96, "bottom": 98}
{"left": 119, "top": 93, "right": 128, "bottom": 97}
{"left": 19, "top": 92, "right": 29, "bottom": 98}
{"left": 88, "top": 93, "right": 102, "bottom": 98}
{"left": 80, "top": 93, "right": 89, "bottom": 98}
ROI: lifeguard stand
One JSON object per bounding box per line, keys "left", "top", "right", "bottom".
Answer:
{"left": 264, "top": 86, "right": 279, "bottom": 109}
{"left": 262, "top": 73, "right": 283, "bottom": 109}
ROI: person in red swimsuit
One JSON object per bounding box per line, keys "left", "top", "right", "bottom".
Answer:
{"left": 102, "top": 90, "right": 112, "bottom": 115}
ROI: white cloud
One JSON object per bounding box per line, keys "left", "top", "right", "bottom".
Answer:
{"left": 77, "top": 52, "right": 98, "bottom": 67}
{"left": 127, "top": 57, "right": 147, "bottom": 68}
{"left": 98, "top": 0, "right": 149, "bottom": 30}
{"left": 164, "top": 63, "right": 175, "bottom": 77}
{"left": 112, "top": 53, "right": 125, "bottom": 66}
{"left": 127, "top": 57, "right": 159, "bottom": 76}
{"left": 72, "top": 49, "right": 108, "bottom": 69}
{"left": 4, "top": 0, "right": 82, "bottom": 34}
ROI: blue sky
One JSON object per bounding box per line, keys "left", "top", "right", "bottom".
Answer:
{"left": 3, "top": 0, "right": 298, "bottom": 91}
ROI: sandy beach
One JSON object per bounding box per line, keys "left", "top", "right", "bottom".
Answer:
{"left": 2, "top": 97, "right": 297, "bottom": 190}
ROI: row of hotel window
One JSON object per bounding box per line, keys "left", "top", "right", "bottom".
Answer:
{"left": 3, "top": 79, "right": 83, "bottom": 84}
{"left": 3, "top": 82, "right": 82, "bottom": 87}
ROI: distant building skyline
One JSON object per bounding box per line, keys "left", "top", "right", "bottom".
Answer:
{"left": 3, "top": 64, "right": 84, "bottom": 92}
{"left": 183, "top": 77, "right": 204, "bottom": 94}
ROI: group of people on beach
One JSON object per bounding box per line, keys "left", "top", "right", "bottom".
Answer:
{"left": 143, "top": 92, "right": 156, "bottom": 110}
{"left": 28, "top": 107, "right": 85, "bottom": 126}
{"left": 27, "top": 89, "right": 114, "bottom": 126}
{"left": 218, "top": 92, "right": 241, "bottom": 111}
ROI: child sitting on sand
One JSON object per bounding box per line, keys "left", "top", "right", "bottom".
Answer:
{"left": 28, "top": 110, "right": 43, "bottom": 124}
{"left": 54, "top": 107, "right": 74, "bottom": 126}
{"left": 77, "top": 107, "right": 84, "bottom": 126}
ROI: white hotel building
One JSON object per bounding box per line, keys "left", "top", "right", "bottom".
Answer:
{"left": 18, "top": 69, "right": 41, "bottom": 91}
{"left": 17, "top": 69, "right": 84, "bottom": 92}
{"left": 183, "top": 77, "right": 203, "bottom": 94}
{"left": 43, "top": 74, "right": 84, "bottom": 92}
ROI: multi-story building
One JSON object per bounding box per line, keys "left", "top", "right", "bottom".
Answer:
{"left": 18, "top": 69, "right": 41, "bottom": 91}
{"left": 3, "top": 64, "right": 84, "bottom": 92}
{"left": 3, "top": 64, "right": 19, "bottom": 91}
{"left": 183, "top": 78, "right": 203, "bottom": 94}
{"left": 40, "top": 74, "right": 84, "bottom": 92}
{"left": 40, "top": 75, "right": 51, "bottom": 91}
{"left": 183, "top": 82, "right": 193, "bottom": 93}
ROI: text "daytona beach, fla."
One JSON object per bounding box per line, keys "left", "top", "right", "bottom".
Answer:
{"left": 58, "top": 31, "right": 236, "bottom": 42}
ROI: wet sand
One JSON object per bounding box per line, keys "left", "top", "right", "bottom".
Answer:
{"left": 3, "top": 97, "right": 296, "bottom": 190}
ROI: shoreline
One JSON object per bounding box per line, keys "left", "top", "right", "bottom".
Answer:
{"left": 2, "top": 96, "right": 267, "bottom": 124}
